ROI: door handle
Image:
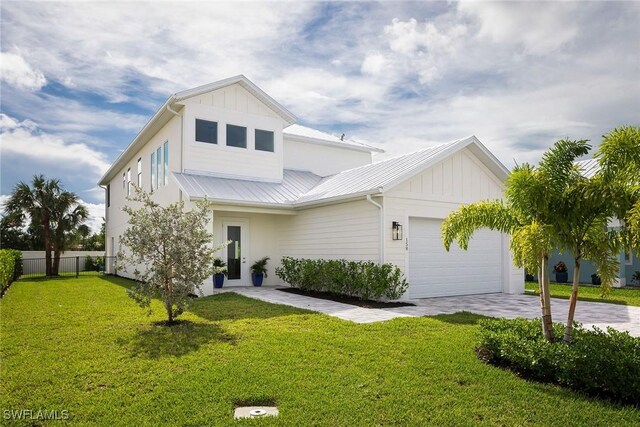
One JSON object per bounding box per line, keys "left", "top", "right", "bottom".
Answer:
{"left": 242, "top": 257, "right": 246, "bottom": 263}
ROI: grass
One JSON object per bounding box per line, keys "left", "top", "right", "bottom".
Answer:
{"left": 525, "top": 281, "right": 640, "bottom": 306}
{"left": 1, "top": 276, "right": 639, "bottom": 426}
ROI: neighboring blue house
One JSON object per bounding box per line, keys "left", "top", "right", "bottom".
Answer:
{"left": 547, "top": 159, "right": 640, "bottom": 287}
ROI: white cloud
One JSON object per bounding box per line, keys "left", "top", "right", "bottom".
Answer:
{"left": 0, "top": 114, "right": 110, "bottom": 176}
{"left": 361, "top": 52, "right": 389, "bottom": 76}
{"left": 457, "top": 2, "right": 579, "bottom": 55}
{"left": 0, "top": 51, "right": 46, "bottom": 91}
{"left": 81, "top": 200, "right": 105, "bottom": 233}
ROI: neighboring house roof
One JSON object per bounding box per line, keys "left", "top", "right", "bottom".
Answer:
{"left": 284, "top": 124, "right": 385, "bottom": 153}
{"left": 174, "top": 135, "right": 509, "bottom": 208}
{"left": 575, "top": 158, "right": 600, "bottom": 178}
{"left": 98, "top": 75, "right": 296, "bottom": 186}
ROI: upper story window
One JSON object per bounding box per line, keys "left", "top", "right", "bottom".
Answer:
{"left": 137, "top": 158, "right": 142, "bottom": 188}
{"left": 122, "top": 172, "right": 125, "bottom": 190}
{"left": 156, "top": 147, "right": 162, "bottom": 188}
{"left": 196, "top": 119, "right": 217, "bottom": 144}
{"left": 106, "top": 184, "right": 110, "bottom": 207}
{"left": 150, "top": 152, "right": 156, "bottom": 191}
{"left": 126, "top": 168, "right": 131, "bottom": 196}
{"left": 226, "top": 124, "right": 247, "bottom": 148}
{"left": 255, "top": 129, "right": 274, "bottom": 152}
{"left": 163, "top": 141, "right": 169, "bottom": 186}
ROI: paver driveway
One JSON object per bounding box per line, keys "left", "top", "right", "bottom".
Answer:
{"left": 214, "top": 287, "right": 640, "bottom": 336}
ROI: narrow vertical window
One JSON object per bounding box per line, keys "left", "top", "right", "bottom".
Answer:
{"left": 126, "top": 168, "right": 131, "bottom": 196}
{"left": 137, "top": 158, "right": 142, "bottom": 188}
{"left": 122, "top": 172, "right": 125, "bottom": 190}
{"left": 163, "top": 141, "right": 169, "bottom": 186}
{"left": 151, "top": 152, "right": 156, "bottom": 191}
{"left": 106, "top": 184, "right": 110, "bottom": 207}
{"left": 156, "top": 147, "right": 162, "bottom": 189}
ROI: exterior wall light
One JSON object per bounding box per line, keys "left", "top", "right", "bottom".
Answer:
{"left": 392, "top": 221, "right": 403, "bottom": 240}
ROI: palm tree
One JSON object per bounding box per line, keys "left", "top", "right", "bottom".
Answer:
{"left": 51, "top": 195, "right": 88, "bottom": 274}
{"left": 596, "top": 126, "right": 640, "bottom": 251}
{"left": 3, "top": 175, "right": 88, "bottom": 276}
{"left": 442, "top": 139, "right": 591, "bottom": 341}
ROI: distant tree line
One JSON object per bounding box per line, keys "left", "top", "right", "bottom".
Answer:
{"left": 1, "top": 175, "right": 104, "bottom": 275}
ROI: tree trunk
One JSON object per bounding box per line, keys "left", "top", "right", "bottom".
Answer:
{"left": 43, "top": 217, "right": 52, "bottom": 276}
{"left": 564, "top": 258, "right": 581, "bottom": 343}
{"left": 52, "top": 246, "right": 61, "bottom": 276}
{"left": 540, "top": 255, "right": 555, "bottom": 341}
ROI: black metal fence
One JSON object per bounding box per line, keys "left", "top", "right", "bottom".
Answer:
{"left": 21, "top": 256, "right": 117, "bottom": 279}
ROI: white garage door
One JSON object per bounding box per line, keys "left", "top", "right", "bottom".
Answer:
{"left": 408, "top": 218, "right": 503, "bottom": 298}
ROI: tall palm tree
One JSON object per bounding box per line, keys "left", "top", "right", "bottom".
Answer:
{"left": 3, "top": 175, "right": 88, "bottom": 276}
{"left": 442, "top": 139, "right": 591, "bottom": 341}
{"left": 4, "top": 176, "right": 59, "bottom": 275}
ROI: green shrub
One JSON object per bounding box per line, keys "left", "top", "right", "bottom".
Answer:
{"left": 478, "top": 318, "right": 640, "bottom": 405}
{"left": 85, "top": 256, "right": 104, "bottom": 272}
{"left": 275, "top": 257, "right": 408, "bottom": 301}
{"left": 0, "top": 249, "right": 22, "bottom": 296}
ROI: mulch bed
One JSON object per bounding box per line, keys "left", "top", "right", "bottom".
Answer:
{"left": 278, "top": 287, "right": 414, "bottom": 308}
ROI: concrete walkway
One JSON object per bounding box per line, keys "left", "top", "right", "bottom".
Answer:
{"left": 212, "top": 287, "right": 640, "bottom": 336}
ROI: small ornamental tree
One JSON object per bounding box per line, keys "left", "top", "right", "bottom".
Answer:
{"left": 117, "top": 187, "right": 227, "bottom": 324}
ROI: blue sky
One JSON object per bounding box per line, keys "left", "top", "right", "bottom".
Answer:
{"left": 1, "top": 1, "right": 639, "bottom": 231}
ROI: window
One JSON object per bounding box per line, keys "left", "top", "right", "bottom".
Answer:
{"left": 163, "top": 141, "right": 169, "bottom": 186}
{"left": 126, "top": 168, "right": 131, "bottom": 196}
{"left": 151, "top": 152, "right": 156, "bottom": 191}
{"left": 226, "top": 124, "right": 247, "bottom": 148}
{"left": 106, "top": 184, "right": 110, "bottom": 207}
{"left": 156, "top": 147, "right": 162, "bottom": 188}
{"left": 122, "top": 172, "right": 125, "bottom": 190}
{"left": 625, "top": 248, "right": 633, "bottom": 265}
{"left": 255, "top": 129, "right": 274, "bottom": 152}
{"left": 137, "top": 158, "right": 142, "bottom": 188}
{"left": 196, "top": 119, "right": 217, "bottom": 144}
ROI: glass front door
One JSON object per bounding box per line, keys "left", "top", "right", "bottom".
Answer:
{"left": 223, "top": 221, "right": 248, "bottom": 284}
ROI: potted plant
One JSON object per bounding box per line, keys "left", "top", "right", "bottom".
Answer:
{"left": 212, "top": 258, "right": 227, "bottom": 288}
{"left": 591, "top": 273, "right": 601, "bottom": 286}
{"left": 553, "top": 261, "right": 568, "bottom": 283}
{"left": 250, "top": 256, "right": 270, "bottom": 287}
{"left": 524, "top": 269, "right": 535, "bottom": 282}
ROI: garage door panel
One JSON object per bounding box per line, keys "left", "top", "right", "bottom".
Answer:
{"left": 408, "top": 218, "right": 503, "bottom": 298}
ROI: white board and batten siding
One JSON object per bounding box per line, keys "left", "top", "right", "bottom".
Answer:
{"left": 278, "top": 199, "right": 380, "bottom": 261}
{"left": 384, "top": 147, "right": 524, "bottom": 299}
{"left": 180, "top": 83, "right": 287, "bottom": 182}
{"left": 283, "top": 139, "right": 373, "bottom": 177}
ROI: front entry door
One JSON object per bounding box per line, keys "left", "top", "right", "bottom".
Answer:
{"left": 223, "top": 221, "right": 248, "bottom": 285}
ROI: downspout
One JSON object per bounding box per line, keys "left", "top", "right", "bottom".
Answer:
{"left": 366, "top": 194, "right": 384, "bottom": 265}
{"left": 166, "top": 100, "right": 183, "bottom": 202}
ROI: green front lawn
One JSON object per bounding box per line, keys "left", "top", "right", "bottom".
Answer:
{"left": 525, "top": 281, "right": 640, "bottom": 306}
{"left": 2, "top": 277, "right": 639, "bottom": 426}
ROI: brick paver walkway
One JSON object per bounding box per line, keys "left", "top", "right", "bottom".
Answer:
{"left": 212, "top": 287, "right": 640, "bottom": 336}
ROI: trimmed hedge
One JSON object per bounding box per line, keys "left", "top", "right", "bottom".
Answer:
{"left": 0, "top": 249, "right": 22, "bottom": 297}
{"left": 275, "top": 257, "right": 408, "bottom": 301}
{"left": 478, "top": 318, "right": 640, "bottom": 405}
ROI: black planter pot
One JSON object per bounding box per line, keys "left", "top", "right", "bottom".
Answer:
{"left": 213, "top": 274, "right": 225, "bottom": 288}
{"left": 252, "top": 272, "right": 264, "bottom": 287}
{"left": 555, "top": 271, "right": 568, "bottom": 283}
{"left": 525, "top": 274, "right": 535, "bottom": 282}
{"left": 592, "top": 276, "right": 601, "bottom": 286}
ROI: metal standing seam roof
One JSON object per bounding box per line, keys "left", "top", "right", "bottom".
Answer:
{"left": 283, "top": 124, "right": 384, "bottom": 153}
{"left": 173, "top": 169, "right": 323, "bottom": 206}
{"left": 575, "top": 159, "right": 600, "bottom": 178}
{"left": 295, "top": 140, "right": 459, "bottom": 204}
{"left": 173, "top": 136, "right": 489, "bottom": 208}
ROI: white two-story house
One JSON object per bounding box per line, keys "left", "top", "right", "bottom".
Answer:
{"left": 99, "top": 75, "right": 523, "bottom": 298}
